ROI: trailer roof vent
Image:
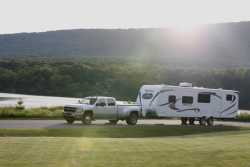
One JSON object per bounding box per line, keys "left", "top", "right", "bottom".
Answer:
{"left": 179, "top": 82, "right": 192, "bottom": 87}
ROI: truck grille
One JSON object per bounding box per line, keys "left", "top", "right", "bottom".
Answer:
{"left": 64, "top": 106, "right": 77, "bottom": 112}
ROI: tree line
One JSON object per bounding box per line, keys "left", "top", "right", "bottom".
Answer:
{"left": 0, "top": 59, "right": 249, "bottom": 109}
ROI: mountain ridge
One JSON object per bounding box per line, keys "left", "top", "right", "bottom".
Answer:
{"left": 1, "top": 21, "right": 250, "bottom": 68}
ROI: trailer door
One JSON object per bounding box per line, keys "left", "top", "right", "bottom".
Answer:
{"left": 198, "top": 92, "right": 222, "bottom": 117}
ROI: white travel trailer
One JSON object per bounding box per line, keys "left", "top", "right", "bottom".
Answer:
{"left": 136, "top": 83, "right": 239, "bottom": 126}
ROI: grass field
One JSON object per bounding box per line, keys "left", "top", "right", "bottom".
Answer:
{"left": 0, "top": 126, "right": 250, "bottom": 167}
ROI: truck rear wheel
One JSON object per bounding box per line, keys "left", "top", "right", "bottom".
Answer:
{"left": 109, "top": 120, "right": 118, "bottom": 125}
{"left": 82, "top": 112, "right": 92, "bottom": 125}
{"left": 66, "top": 118, "right": 74, "bottom": 124}
{"left": 126, "top": 113, "right": 138, "bottom": 125}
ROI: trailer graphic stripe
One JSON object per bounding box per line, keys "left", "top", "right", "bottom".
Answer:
{"left": 159, "top": 98, "right": 181, "bottom": 107}
{"left": 159, "top": 102, "right": 171, "bottom": 106}
{"left": 226, "top": 110, "right": 238, "bottom": 116}
{"left": 220, "top": 102, "right": 237, "bottom": 114}
{"left": 159, "top": 99, "right": 200, "bottom": 112}
{"left": 149, "top": 89, "right": 173, "bottom": 106}
{"left": 176, "top": 108, "right": 200, "bottom": 112}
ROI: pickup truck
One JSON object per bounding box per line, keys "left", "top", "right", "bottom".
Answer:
{"left": 63, "top": 96, "right": 141, "bottom": 125}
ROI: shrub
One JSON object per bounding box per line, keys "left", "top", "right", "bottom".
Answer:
{"left": 0, "top": 107, "right": 63, "bottom": 119}
{"left": 236, "top": 113, "right": 250, "bottom": 122}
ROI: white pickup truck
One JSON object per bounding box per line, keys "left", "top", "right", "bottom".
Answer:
{"left": 63, "top": 96, "right": 141, "bottom": 125}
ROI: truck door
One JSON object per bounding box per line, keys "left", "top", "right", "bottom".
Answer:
{"left": 106, "top": 98, "right": 117, "bottom": 119}
{"left": 94, "top": 98, "right": 107, "bottom": 119}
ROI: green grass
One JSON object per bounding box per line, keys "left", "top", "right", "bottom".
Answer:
{"left": 0, "top": 107, "right": 63, "bottom": 119}
{"left": 0, "top": 126, "right": 250, "bottom": 167}
{"left": 0, "top": 125, "right": 244, "bottom": 138}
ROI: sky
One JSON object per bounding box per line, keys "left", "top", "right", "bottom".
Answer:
{"left": 0, "top": 0, "right": 250, "bottom": 34}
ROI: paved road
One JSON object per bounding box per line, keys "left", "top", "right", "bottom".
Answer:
{"left": 0, "top": 119, "right": 250, "bottom": 128}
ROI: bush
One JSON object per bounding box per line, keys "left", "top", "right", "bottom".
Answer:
{"left": 0, "top": 107, "right": 63, "bottom": 119}
{"left": 236, "top": 113, "right": 250, "bottom": 122}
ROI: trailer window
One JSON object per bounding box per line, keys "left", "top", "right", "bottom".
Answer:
{"left": 198, "top": 94, "right": 211, "bottom": 103}
{"left": 168, "top": 95, "right": 176, "bottom": 103}
{"left": 226, "top": 94, "right": 235, "bottom": 101}
{"left": 182, "top": 96, "right": 193, "bottom": 104}
{"left": 142, "top": 93, "right": 153, "bottom": 99}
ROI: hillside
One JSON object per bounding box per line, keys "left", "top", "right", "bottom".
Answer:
{"left": 1, "top": 22, "right": 250, "bottom": 68}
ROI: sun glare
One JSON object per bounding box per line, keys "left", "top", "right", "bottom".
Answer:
{"left": 168, "top": 20, "right": 204, "bottom": 33}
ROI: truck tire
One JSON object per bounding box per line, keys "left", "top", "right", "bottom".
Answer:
{"left": 109, "top": 120, "right": 118, "bottom": 125}
{"left": 126, "top": 112, "right": 138, "bottom": 125}
{"left": 207, "top": 117, "right": 214, "bottom": 126}
{"left": 199, "top": 117, "right": 207, "bottom": 126}
{"left": 66, "top": 118, "right": 74, "bottom": 124}
{"left": 82, "top": 112, "right": 92, "bottom": 125}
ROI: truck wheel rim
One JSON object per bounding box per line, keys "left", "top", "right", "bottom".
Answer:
{"left": 131, "top": 115, "right": 138, "bottom": 124}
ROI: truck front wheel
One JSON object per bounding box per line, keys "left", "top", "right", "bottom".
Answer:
{"left": 82, "top": 112, "right": 92, "bottom": 125}
{"left": 126, "top": 112, "right": 138, "bottom": 125}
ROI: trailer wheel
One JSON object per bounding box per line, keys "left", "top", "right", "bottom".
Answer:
{"left": 181, "top": 117, "right": 188, "bottom": 125}
{"left": 126, "top": 112, "right": 138, "bottom": 125}
{"left": 189, "top": 118, "right": 195, "bottom": 125}
{"left": 82, "top": 112, "right": 92, "bottom": 125}
{"left": 199, "top": 117, "right": 207, "bottom": 126}
{"left": 66, "top": 118, "right": 74, "bottom": 124}
{"left": 207, "top": 117, "right": 214, "bottom": 126}
{"left": 109, "top": 120, "right": 118, "bottom": 125}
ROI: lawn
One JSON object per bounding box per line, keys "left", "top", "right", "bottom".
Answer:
{"left": 0, "top": 126, "right": 250, "bottom": 167}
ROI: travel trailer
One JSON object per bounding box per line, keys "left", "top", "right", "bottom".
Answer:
{"left": 136, "top": 83, "right": 239, "bottom": 126}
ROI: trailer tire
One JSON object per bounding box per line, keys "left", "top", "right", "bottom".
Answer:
{"left": 126, "top": 112, "right": 138, "bottom": 125}
{"left": 181, "top": 117, "right": 188, "bottom": 125}
{"left": 189, "top": 118, "right": 195, "bottom": 125}
{"left": 207, "top": 117, "right": 214, "bottom": 126}
{"left": 199, "top": 117, "right": 207, "bottom": 126}
{"left": 66, "top": 118, "right": 74, "bottom": 124}
{"left": 82, "top": 112, "right": 92, "bottom": 125}
{"left": 109, "top": 120, "right": 118, "bottom": 125}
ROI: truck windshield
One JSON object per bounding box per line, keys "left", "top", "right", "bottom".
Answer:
{"left": 79, "top": 98, "right": 97, "bottom": 105}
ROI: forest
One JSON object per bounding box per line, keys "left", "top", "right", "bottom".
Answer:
{"left": 1, "top": 22, "right": 250, "bottom": 109}
{"left": 0, "top": 59, "right": 249, "bottom": 109}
